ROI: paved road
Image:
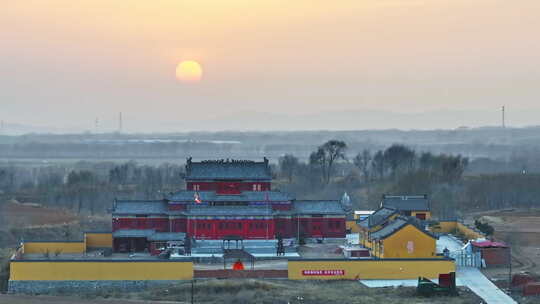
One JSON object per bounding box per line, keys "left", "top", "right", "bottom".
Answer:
{"left": 457, "top": 266, "right": 516, "bottom": 304}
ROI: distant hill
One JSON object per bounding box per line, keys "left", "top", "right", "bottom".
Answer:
{"left": 2, "top": 108, "right": 539, "bottom": 134}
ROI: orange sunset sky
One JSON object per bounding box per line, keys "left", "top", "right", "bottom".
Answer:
{"left": 1, "top": 1, "right": 539, "bottom": 131}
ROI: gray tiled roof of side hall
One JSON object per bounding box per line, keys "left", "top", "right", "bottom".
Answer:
{"left": 186, "top": 205, "right": 273, "bottom": 216}
{"left": 293, "top": 200, "right": 346, "bottom": 215}
{"left": 370, "top": 217, "right": 437, "bottom": 240}
{"left": 369, "top": 218, "right": 409, "bottom": 240}
{"left": 168, "top": 191, "right": 294, "bottom": 202}
{"left": 186, "top": 161, "right": 271, "bottom": 180}
{"left": 359, "top": 207, "right": 398, "bottom": 228}
{"left": 381, "top": 195, "right": 430, "bottom": 211}
{"left": 113, "top": 200, "right": 168, "bottom": 215}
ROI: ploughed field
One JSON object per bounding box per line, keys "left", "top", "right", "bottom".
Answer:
{"left": 0, "top": 200, "right": 77, "bottom": 228}
{"left": 476, "top": 209, "right": 540, "bottom": 279}
{"left": 0, "top": 279, "right": 481, "bottom": 304}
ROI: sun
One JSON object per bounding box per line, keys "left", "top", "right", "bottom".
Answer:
{"left": 176, "top": 60, "right": 203, "bottom": 83}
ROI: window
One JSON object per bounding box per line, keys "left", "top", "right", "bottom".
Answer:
{"left": 253, "top": 184, "right": 257, "bottom": 191}
{"left": 193, "top": 184, "right": 200, "bottom": 191}
{"left": 257, "top": 184, "right": 262, "bottom": 191}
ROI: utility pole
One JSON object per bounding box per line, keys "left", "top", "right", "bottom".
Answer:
{"left": 508, "top": 246, "right": 512, "bottom": 293}
{"left": 118, "top": 112, "right": 123, "bottom": 133}
{"left": 0, "top": 120, "right": 4, "bottom": 135}
{"left": 502, "top": 106, "right": 506, "bottom": 129}
{"left": 94, "top": 118, "right": 99, "bottom": 134}
{"left": 191, "top": 279, "right": 195, "bottom": 304}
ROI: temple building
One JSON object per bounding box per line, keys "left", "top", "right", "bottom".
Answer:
{"left": 111, "top": 158, "right": 347, "bottom": 252}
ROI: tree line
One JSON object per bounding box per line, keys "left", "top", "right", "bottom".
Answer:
{"left": 0, "top": 139, "right": 539, "bottom": 217}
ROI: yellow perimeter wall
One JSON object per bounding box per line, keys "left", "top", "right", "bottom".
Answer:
{"left": 22, "top": 232, "right": 113, "bottom": 254}
{"left": 23, "top": 242, "right": 85, "bottom": 254}
{"left": 85, "top": 233, "right": 113, "bottom": 248}
{"left": 10, "top": 261, "right": 193, "bottom": 281}
{"left": 288, "top": 259, "right": 455, "bottom": 280}
{"left": 430, "top": 221, "right": 484, "bottom": 240}
{"left": 456, "top": 222, "right": 484, "bottom": 240}
{"left": 346, "top": 221, "right": 360, "bottom": 233}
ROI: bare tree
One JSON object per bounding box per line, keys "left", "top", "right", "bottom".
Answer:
{"left": 383, "top": 144, "right": 416, "bottom": 178}
{"left": 371, "top": 150, "right": 385, "bottom": 179}
{"left": 309, "top": 140, "right": 347, "bottom": 184}
{"left": 279, "top": 154, "right": 299, "bottom": 183}
{"left": 353, "top": 150, "right": 372, "bottom": 184}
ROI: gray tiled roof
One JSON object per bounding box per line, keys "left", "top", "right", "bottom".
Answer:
{"left": 113, "top": 200, "right": 168, "bottom": 215}
{"left": 293, "top": 200, "right": 346, "bottom": 215}
{"left": 381, "top": 195, "right": 430, "bottom": 211}
{"left": 186, "top": 159, "right": 271, "bottom": 180}
{"left": 360, "top": 207, "right": 398, "bottom": 228}
{"left": 370, "top": 217, "right": 437, "bottom": 240}
{"left": 113, "top": 229, "right": 155, "bottom": 238}
{"left": 369, "top": 218, "right": 408, "bottom": 240}
{"left": 148, "top": 232, "right": 186, "bottom": 241}
{"left": 113, "top": 230, "right": 186, "bottom": 241}
{"left": 168, "top": 191, "right": 293, "bottom": 202}
{"left": 186, "top": 205, "right": 273, "bottom": 216}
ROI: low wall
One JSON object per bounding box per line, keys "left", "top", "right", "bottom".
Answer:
{"left": 430, "top": 221, "right": 484, "bottom": 240}
{"left": 288, "top": 258, "right": 455, "bottom": 280}
{"left": 431, "top": 221, "right": 457, "bottom": 234}
{"left": 8, "top": 280, "right": 179, "bottom": 294}
{"left": 456, "top": 222, "right": 484, "bottom": 240}
{"left": 22, "top": 241, "right": 85, "bottom": 254}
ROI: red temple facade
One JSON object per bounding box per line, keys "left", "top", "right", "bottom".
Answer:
{"left": 111, "top": 158, "right": 347, "bottom": 252}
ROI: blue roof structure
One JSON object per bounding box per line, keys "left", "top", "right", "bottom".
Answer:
{"left": 168, "top": 191, "right": 294, "bottom": 202}
{"left": 113, "top": 229, "right": 186, "bottom": 241}
{"left": 294, "top": 200, "right": 345, "bottom": 215}
{"left": 186, "top": 205, "right": 273, "bottom": 216}
{"left": 113, "top": 229, "right": 155, "bottom": 238}
{"left": 185, "top": 158, "right": 271, "bottom": 180}
{"left": 148, "top": 232, "right": 186, "bottom": 241}
{"left": 113, "top": 200, "right": 168, "bottom": 215}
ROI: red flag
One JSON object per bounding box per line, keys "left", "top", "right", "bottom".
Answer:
{"left": 194, "top": 192, "right": 202, "bottom": 204}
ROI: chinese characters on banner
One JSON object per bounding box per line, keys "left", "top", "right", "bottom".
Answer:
{"left": 302, "top": 270, "right": 345, "bottom": 276}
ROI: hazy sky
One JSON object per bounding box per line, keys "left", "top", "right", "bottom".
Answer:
{"left": 2, "top": 0, "right": 540, "bottom": 132}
